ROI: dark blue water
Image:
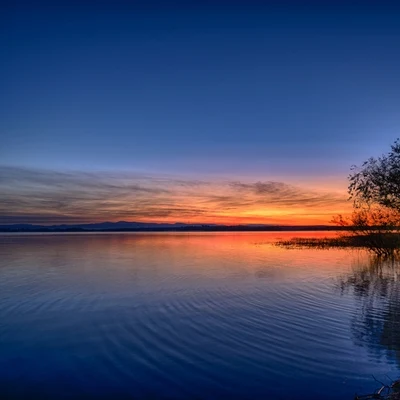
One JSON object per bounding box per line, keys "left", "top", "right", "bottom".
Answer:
{"left": 0, "top": 233, "right": 399, "bottom": 399}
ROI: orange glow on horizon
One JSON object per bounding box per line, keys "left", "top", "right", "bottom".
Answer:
{"left": 97, "top": 198, "right": 353, "bottom": 226}
{"left": 1, "top": 166, "right": 353, "bottom": 226}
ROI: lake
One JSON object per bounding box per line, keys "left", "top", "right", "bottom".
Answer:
{"left": 0, "top": 232, "right": 399, "bottom": 399}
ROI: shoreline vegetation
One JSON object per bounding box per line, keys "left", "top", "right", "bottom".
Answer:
{"left": 278, "top": 139, "right": 400, "bottom": 260}
{"left": 276, "top": 232, "right": 400, "bottom": 257}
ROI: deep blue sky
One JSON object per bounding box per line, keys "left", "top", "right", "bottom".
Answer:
{"left": 1, "top": 1, "right": 400, "bottom": 224}
{"left": 2, "top": 1, "right": 400, "bottom": 179}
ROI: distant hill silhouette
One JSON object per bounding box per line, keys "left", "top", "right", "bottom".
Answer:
{"left": 0, "top": 221, "right": 343, "bottom": 232}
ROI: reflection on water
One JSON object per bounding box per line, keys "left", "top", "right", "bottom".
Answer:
{"left": 338, "top": 255, "right": 400, "bottom": 370}
{"left": 0, "top": 232, "right": 399, "bottom": 399}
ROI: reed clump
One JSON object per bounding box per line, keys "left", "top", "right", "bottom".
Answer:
{"left": 276, "top": 232, "right": 400, "bottom": 257}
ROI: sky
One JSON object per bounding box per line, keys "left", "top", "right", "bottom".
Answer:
{"left": 1, "top": 1, "right": 400, "bottom": 225}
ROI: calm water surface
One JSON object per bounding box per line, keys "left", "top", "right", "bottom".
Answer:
{"left": 0, "top": 232, "right": 399, "bottom": 399}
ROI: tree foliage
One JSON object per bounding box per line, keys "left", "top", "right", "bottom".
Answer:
{"left": 349, "top": 139, "right": 400, "bottom": 211}
{"left": 333, "top": 140, "right": 400, "bottom": 255}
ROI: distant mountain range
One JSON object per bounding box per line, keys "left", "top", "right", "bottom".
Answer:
{"left": 0, "top": 221, "right": 342, "bottom": 232}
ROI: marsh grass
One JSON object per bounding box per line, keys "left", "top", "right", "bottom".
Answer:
{"left": 276, "top": 233, "right": 400, "bottom": 256}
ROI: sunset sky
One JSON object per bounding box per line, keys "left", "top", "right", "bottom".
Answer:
{"left": 1, "top": 1, "right": 400, "bottom": 225}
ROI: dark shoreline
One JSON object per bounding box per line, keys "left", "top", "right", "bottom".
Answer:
{"left": 0, "top": 225, "right": 347, "bottom": 233}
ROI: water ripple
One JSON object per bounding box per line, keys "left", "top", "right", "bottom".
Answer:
{"left": 0, "top": 233, "right": 399, "bottom": 399}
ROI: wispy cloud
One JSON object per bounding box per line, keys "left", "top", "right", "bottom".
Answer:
{"left": 228, "top": 181, "right": 346, "bottom": 208}
{"left": 0, "top": 166, "right": 350, "bottom": 225}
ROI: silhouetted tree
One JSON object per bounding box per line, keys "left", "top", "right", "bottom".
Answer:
{"left": 349, "top": 139, "right": 400, "bottom": 211}
{"left": 334, "top": 140, "right": 400, "bottom": 255}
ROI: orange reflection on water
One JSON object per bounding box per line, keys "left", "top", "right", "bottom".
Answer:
{"left": 0, "top": 231, "right": 365, "bottom": 285}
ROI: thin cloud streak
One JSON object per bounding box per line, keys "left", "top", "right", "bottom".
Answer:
{"left": 0, "top": 166, "right": 351, "bottom": 225}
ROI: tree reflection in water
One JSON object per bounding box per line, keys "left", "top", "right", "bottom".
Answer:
{"left": 338, "top": 255, "right": 400, "bottom": 367}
